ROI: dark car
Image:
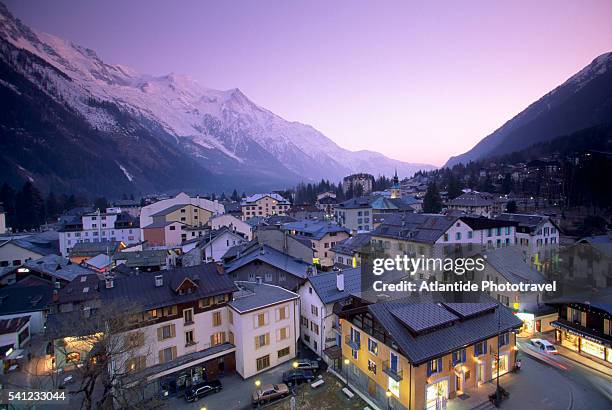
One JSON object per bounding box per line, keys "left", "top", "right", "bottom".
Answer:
{"left": 293, "top": 359, "right": 320, "bottom": 372}
{"left": 185, "top": 380, "right": 223, "bottom": 402}
{"left": 282, "top": 369, "right": 315, "bottom": 387}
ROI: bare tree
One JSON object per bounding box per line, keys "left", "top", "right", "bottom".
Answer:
{"left": 48, "top": 301, "right": 162, "bottom": 409}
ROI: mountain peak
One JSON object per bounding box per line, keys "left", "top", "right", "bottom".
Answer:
{"left": 445, "top": 51, "right": 612, "bottom": 168}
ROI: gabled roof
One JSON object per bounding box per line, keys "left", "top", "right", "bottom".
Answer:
{"left": 447, "top": 191, "right": 495, "bottom": 207}
{"left": 100, "top": 264, "right": 236, "bottom": 311}
{"left": 225, "top": 245, "right": 313, "bottom": 279}
{"left": 483, "top": 247, "right": 547, "bottom": 284}
{"left": 371, "top": 213, "right": 458, "bottom": 244}
{"left": 308, "top": 268, "right": 361, "bottom": 304}
{"left": 150, "top": 203, "right": 210, "bottom": 217}
{"left": 241, "top": 193, "right": 290, "bottom": 205}
{"left": 143, "top": 220, "right": 184, "bottom": 229}
{"left": 460, "top": 216, "right": 518, "bottom": 231}
{"left": 0, "top": 284, "right": 52, "bottom": 315}
{"left": 229, "top": 281, "right": 298, "bottom": 313}
{"left": 69, "top": 241, "right": 123, "bottom": 257}
{"left": 331, "top": 233, "right": 372, "bottom": 255}
{"left": 0, "top": 239, "right": 55, "bottom": 257}
{"left": 282, "top": 220, "right": 348, "bottom": 240}
{"left": 85, "top": 254, "right": 112, "bottom": 270}
{"left": 367, "top": 297, "right": 522, "bottom": 364}
{"left": 493, "top": 213, "right": 556, "bottom": 233}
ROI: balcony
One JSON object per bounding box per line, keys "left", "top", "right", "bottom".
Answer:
{"left": 332, "top": 321, "right": 342, "bottom": 334}
{"left": 344, "top": 335, "right": 360, "bottom": 350}
{"left": 382, "top": 360, "right": 403, "bottom": 381}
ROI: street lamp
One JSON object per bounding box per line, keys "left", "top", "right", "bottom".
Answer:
{"left": 292, "top": 361, "right": 299, "bottom": 394}
{"left": 255, "top": 380, "right": 262, "bottom": 410}
{"left": 386, "top": 389, "right": 392, "bottom": 410}
{"left": 343, "top": 358, "right": 350, "bottom": 388}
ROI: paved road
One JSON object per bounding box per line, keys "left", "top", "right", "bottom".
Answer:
{"left": 515, "top": 339, "right": 612, "bottom": 410}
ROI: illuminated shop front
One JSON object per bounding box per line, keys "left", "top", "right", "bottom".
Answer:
{"left": 552, "top": 321, "right": 612, "bottom": 368}
{"left": 491, "top": 353, "right": 509, "bottom": 378}
{"left": 581, "top": 339, "right": 605, "bottom": 360}
{"left": 515, "top": 312, "right": 535, "bottom": 335}
{"left": 426, "top": 378, "right": 449, "bottom": 410}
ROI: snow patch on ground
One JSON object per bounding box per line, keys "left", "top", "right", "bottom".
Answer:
{"left": 116, "top": 162, "right": 134, "bottom": 182}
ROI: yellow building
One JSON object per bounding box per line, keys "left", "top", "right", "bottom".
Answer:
{"left": 241, "top": 193, "right": 290, "bottom": 220}
{"left": 337, "top": 297, "right": 521, "bottom": 410}
{"left": 150, "top": 203, "right": 212, "bottom": 227}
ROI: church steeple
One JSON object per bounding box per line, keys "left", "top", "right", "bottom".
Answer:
{"left": 390, "top": 169, "right": 401, "bottom": 198}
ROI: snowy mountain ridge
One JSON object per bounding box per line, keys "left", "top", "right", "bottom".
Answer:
{"left": 0, "top": 3, "right": 434, "bottom": 192}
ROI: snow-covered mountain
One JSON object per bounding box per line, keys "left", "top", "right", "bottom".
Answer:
{"left": 0, "top": 3, "right": 434, "bottom": 195}
{"left": 445, "top": 52, "right": 612, "bottom": 168}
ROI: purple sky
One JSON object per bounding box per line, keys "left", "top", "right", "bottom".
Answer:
{"left": 6, "top": 0, "right": 612, "bottom": 166}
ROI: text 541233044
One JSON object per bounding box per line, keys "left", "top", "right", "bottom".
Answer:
{"left": 4, "top": 390, "right": 68, "bottom": 404}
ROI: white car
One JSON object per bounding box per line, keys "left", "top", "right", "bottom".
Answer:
{"left": 530, "top": 338, "right": 558, "bottom": 354}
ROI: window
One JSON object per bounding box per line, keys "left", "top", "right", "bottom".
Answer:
{"left": 158, "top": 324, "right": 175, "bottom": 340}
{"left": 255, "top": 333, "right": 270, "bottom": 349}
{"left": 229, "top": 331, "right": 235, "bottom": 344}
{"left": 159, "top": 346, "right": 177, "bottom": 363}
{"left": 468, "top": 231, "right": 473, "bottom": 239}
{"left": 474, "top": 341, "right": 487, "bottom": 356}
{"left": 199, "top": 298, "right": 211, "bottom": 308}
{"left": 277, "top": 306, "right": 288, "bottom": 321}
{"left": 256, "top": 355, "right": 270, "bottom": 371}
{"left": 169, "top": 225, "right": 176, "bottom": 231}
{"left": 310, "top": 322, "right": 320, "bottom": 335}
{"left": 351, "top": 349, "right": 358, "bottom": 360}
{"left": 427, "top": 358, "right": 442, "bottom": 375}
{"left": 311, "top": 305, "right": 319, "bottom": 317}
{"left": 183, "top": 308, "right": 194, "bottom": 324}
{"left": 443, "top": 233, "right": 449, "bottom": 242}
{"left": 126, "top": 356, "right": 146, "bottom": 372}
{"left": 452, "top": 348, "right": 466, "bottom": 365}
{"left": 278, "top": 347, "right": 290, "bottom": 358}
{"left": 498, "top": 332, "right": 510, "bottom": 347}
{"left": 228, "top": 309, "right": 234, "bottom": 324}
{"left": 264, "top": 273, "right": 272, "bottom": 282}
{"left": 185, "top": 330, "right": 195, "bottom": 345}
{"left": 368, "top": 359, "right": 377, "bottom": 374}
{"left": 277, "top": 326, "right": 289, "bottom": 341}
{"left": 212, "top": 311, "right": 222, "bottom": 327}
{"left": 210, "top": 331, "right": 226, "bottom": 346}
{"left": 256, "top": 313, "right": 267, "bottom": 328}
{"left": 455, "top": 232, "right": 461, "bottom": 240}
{"left": 368, "top": 338, "right": 378, "bottom": 355}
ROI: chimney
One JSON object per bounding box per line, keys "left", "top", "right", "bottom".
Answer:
{"left": 155, "top": 275, "right": 163, "bottom": 287}
{"left": 336, "top": 270, "right": 345, "bottom": 292}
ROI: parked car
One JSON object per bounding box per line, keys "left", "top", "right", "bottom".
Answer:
{"left": 185, "top": 380, "right": 223, "bottom": 402}
{"left": 282, "top": 369, "right": 315, "bottom": 386}
{"left": 293, "top": 359, "right": 320, "bottom": 372}
{"left": 251, "top": 383, "right": 289, "bottom": 406}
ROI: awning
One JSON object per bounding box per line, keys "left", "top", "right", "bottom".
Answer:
{"left": 551, "top": 320, "right": 612, "bottom": 348}
{"left": 323, "top": 345, "right": 342, "bottom": 360}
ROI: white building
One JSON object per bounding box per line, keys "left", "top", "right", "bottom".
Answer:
{"left": 210, "top": 214, "right": 253, "bottom": 240}
{"left": 58, "top": 209, "right": 141, "bottom": 257}
{"left": 229, "top": 281, "right": 299, "bottom": 378}
{"left": 493, "top": 213, "right": 560, "bottom": 261}
{"left": 298, "top": 268, "right": 360, "bottom": 367}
